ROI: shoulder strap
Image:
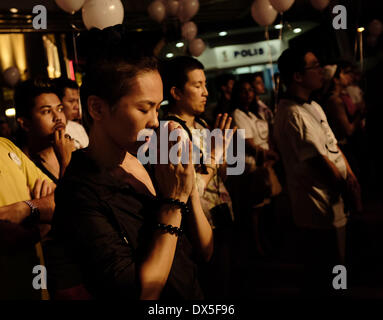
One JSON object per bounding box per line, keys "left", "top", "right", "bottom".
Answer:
{"left": 165, "top": 115, "right": 193, "bottom": 141}
{"left": 164, "top": 115, "right": 208, "bottom": 174}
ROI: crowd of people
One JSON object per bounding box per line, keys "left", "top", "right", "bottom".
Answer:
{"left": 0, "top": 25, "right": 380, "bottom": 300}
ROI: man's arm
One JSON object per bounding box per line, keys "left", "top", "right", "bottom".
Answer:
{"left": 0, "top": 193, "right": 55, "bottom": 225}
{"left": 305, "top": 154, "right": 346, "bottom": 192}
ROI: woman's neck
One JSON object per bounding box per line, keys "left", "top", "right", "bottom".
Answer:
{"left": 87, "top": 126, "right": 128, "bottom": 170}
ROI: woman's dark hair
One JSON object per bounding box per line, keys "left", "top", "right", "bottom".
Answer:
{"left": 251, "top": 72, "right": 264, "bottom": 83}
{"left": 317, "top": 60, "right": 354, "bottom": 105}
{"left": 80, "top": 57, "right": 158, "bottom": 126}
{"left": 78, "top": 25, "right": 159, "bottom": 126}
{"left": 230, "top": 79, "right": 258, "bottom": 115}
{"left": 160, "top": 56, "right": 204, "bottom": 103}
{"left": 14, "top": 78, "right": 58, "bottom": 119}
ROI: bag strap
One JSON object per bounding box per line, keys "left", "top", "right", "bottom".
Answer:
{"left": 164, "top": 115, "right": 208, "bottom": 174}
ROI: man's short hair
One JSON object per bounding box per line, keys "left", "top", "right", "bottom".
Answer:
{"left": 278, "top": 47, "right": 311, "bottom": 86}
{"left": 52, "top": 78, "right": 79, "bottom": 100}
{"left": 14, "top": 78, "right": 57, "bottom": 119}
{"left": 160, "top": 56, "right": 205, "bottom": 102}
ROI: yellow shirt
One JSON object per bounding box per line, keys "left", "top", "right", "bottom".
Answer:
{"left": 0, "top": 138, "right": 51, "bottom": 300}
{"left": 0, "top": 137, "right": 48, "bottom": 206}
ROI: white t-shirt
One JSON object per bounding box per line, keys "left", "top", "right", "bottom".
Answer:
{"left": 232, "top": 108, "right": 269, "bottom": 168}
{"left": 273, "top": 99, "right": 348, "bottom": 229}
{"left": 65, "top": 120, "right": 89, "bottom": 150}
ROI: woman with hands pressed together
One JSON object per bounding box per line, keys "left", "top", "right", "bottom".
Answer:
{"left": 47, "top": 52, "right": 213, "bottom": 300}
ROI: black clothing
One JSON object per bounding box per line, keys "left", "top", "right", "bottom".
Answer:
{"left": 32, "top": 157, "right": 59, "bottom": 184}
{"left": 46, "top": 150, "right": 203, "bottom": 300}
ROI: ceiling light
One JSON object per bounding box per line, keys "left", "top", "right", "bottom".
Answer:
{"left": 166, "top": 53, "right": 174, "bottom": 58}
{"left": 176, "top": 42, "right": 184, "bottom": 48}
{"left": 274, "top": 24, "right": 283, "bottom": 29}
{"left": 5, "top": 108, "right": 16, "bottom": 117}
{"left": 218, "top": 31, "right": 228, "bottom": 37}
{"left": 357, "top": 27, "right": 365, "bottom": 32}
{"left": 293, "top": 28, "right": 302, "bottom": 33}
{"left": 10, "top": 8, "right": 18, "bottom": 13}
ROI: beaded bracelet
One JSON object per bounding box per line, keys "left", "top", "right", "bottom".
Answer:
{"left": 159, "top": 198, "right": 191, "bottom": 215}
{"left": 155, "top": 223, "right": 183, "bottom": 237}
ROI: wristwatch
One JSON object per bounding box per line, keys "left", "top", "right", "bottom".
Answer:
{"left": 24, "top": 200, "right": 40, "bottom": 222}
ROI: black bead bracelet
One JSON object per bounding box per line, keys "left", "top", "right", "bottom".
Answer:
{"left": 155, "top": 223, "right": 183, "bottom": 237}
{"left": 158, "top": 198, "right": 191, "bottom": 215}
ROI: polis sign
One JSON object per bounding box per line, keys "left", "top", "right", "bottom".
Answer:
{"left": 234, "top": 48, "right": 264, "bottom": 58}
{"left": 197, "top": 39, "right": 286, "bottom": 70}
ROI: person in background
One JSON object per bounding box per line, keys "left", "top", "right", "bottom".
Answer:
{"left": 213, "top": 73, "right": 235, "bottom": 119}
{"left": 322, "top": 62, "right": 367, "bottom": 194}
{"left": 0, "top": 137, "right": 56, "bottom": 300}
{"left": 52, "top": 78, "right": 89, "bottom": 150}
{"left": 274, "top": 47, "right": 361, "bottom": 297}
{"left": 251, "top": 72, "right": 274, "bottom": 125}
{"left": 231, "top": 79, "right": 280, "bottom": 256}
{"left": 15, "top": 79, "right": 75, "bottom": 184}
{"left": 161, "top": 56, "right": 236, "bottom": 299}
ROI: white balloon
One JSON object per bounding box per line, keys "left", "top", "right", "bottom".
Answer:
{"left": 3, "top": 67, "right": 20, "bottom": 87}
{"left": 269, "top": 0, "right": 294, "bottom": 13}
{"left": 251, "top": 0, "right": 278, "bottom": 27}
{"left": 189, "top": 38, "right": 205, "bottom": 57}
{"left": 310, "top": 0, "right": 330, "bottom": 11}
{"left": 82, "top": 0, "right": 124, "bottom": 30}
{"left": 55, "top": 0, "right": 86, "bottom": 14}
{"left": 369, "top": 19, "right": 383, "bottom": 37}
{"left": 181, "top": 21, "right": 198, "bottom": 41}
{"left": 148, "top": 1, "right": 166, "bottom": 23}
{"left": 166, "top": 0, "right": 180, "bottom": 16}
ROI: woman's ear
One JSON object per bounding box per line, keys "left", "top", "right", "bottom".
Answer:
{"left": 170, "top": 86, "right": 182, "bottom": 101}
{"left": 17, "top": 117, "right": 30, "bottom": 132}
{"left": 87, "top": 96, "right": 107, "bottom": 122}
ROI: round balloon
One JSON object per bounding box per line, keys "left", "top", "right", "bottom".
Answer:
{"left": 82, "top": 0, "right": 124, "bottom": 30}
{"left": 55, "top": 0, "right": 86, "bottom": 14}
{"left": 181, "top": 21, "right": 198, "bottom": 41}
{"left": 3, "top": 67, "right": 20, "bottom": 87}
{"left": 178, "top": 0, "right": 199, "bottom": 23}
{"left": 148, "top": 0, "right": 166, "bottom": 23}
{"left": 269, "top": 0, "right": 294, "bottom": 13}
{"left": 189, "top": 38, "right": 205, "bottom": 57}
{"left": 166, "top": 0, "right": 180, "bottom": 16}
{"left": 310, "top": 0, "right": 330, "bottom": 11}
{"left": 251, "top": 0, "right": 278, "bottom": 27}
{"left": 369, "top": 19, "right": 383, "bottom": 37}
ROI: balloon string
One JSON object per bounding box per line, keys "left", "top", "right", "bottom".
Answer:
{"left": 359, "top": 32, "right": 363, "bottom": 70}
{"left": 72, "top": 32, "right": 78, "bottom": 67}
{"left": 72, "top": 31, "right": 82, "bottom": 120}
{"left": 279, "top": 13, "right": 283, "bottom": 40}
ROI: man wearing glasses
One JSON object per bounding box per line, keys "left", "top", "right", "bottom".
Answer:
{"left": 273, "top": 47, "right": 361, "bottom": 297}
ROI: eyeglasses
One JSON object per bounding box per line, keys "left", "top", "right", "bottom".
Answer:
{"left": 304, "top": 62, "right": 322, "bottom": 71}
